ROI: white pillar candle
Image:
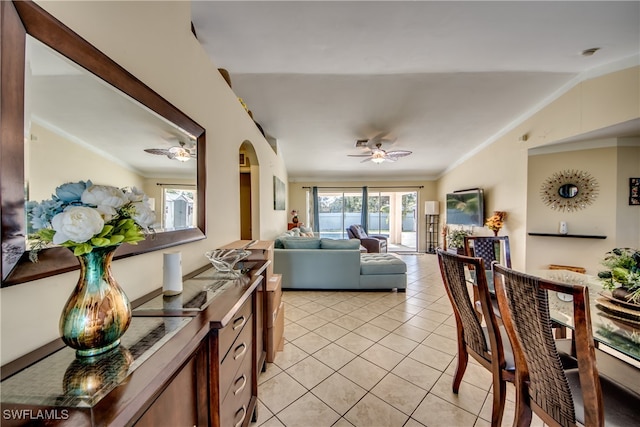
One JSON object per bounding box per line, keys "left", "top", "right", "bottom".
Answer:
{"left": 163, "top": 252, "right": 183, "bottom": 295}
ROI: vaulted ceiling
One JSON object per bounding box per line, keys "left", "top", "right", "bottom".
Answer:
{"left": 191, "top": 1, "right": 640, "bottom": 181}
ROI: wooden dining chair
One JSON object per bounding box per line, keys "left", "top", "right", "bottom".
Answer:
{"left": 437, "top": 249, "right": 515, "bottom": 427}
{"left": 464, "top": 235, "right": 511, "bottom": 268}
{"left": 492, "top": 264, "right": 640, "bottom": 427}
{"left": 463, "top": 236, "right": 511, "bottom": 320}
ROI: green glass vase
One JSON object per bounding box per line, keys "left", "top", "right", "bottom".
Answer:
{"left": 59, "top": 246, "right": 132, "bottom": 357}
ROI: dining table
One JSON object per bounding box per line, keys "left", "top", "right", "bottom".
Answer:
{"left": 466, "top": 266, "right": 640, "bottom": 392}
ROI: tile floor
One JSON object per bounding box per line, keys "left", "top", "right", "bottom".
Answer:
{"left": 251, "top": 253, "right": 545, "bottom": 427}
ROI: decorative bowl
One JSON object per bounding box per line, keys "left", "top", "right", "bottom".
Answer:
{"left": 205, "top": 249, "right": 251, "bottom": 274}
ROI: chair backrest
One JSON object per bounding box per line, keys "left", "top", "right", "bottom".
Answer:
{"left": 492, "top": 264, "right": 603, "bottom": 427}
{"left": 347, "top": 224, "right": 368, "bottom": 239}
{"left": 436, "top": 249, "right": 505, "bottom": 366}
{"left": 464, "top": 236, "right": 511, "bottom": 268}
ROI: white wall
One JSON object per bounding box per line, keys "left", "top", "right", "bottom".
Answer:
{"left": 527, "top": 145, "right": 618, "bottom": 273}
{"left": 0, "top": 1, "right": 288, "bottom": 364}
{"left": 27, "top": 123, "right": 146, "bottom": 201}
{"left": 616, "top": 141, "right": 640, "bottom": 249}
{"left": 438, "top": 66, "right": 640, "bottom": 271}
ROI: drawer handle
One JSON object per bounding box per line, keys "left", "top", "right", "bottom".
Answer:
{"left": 234, "top": 342, "right": 247, "bottom": 360}
{"left": 234, "top": 405, "right": 247, "bottom": 427}
{"left": 233, "top": 374, "right": 247, "bottom": 395}
{"left": 232, "top": 315, "right": 246, "bottom": 331}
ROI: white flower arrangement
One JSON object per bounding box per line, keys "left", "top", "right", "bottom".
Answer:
{"left": 27, "top": 180, "right": 155, "bottom": 259}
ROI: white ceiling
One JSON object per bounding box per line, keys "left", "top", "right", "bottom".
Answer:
{"left": 191, "top": 0, "right": 640, "bottom": 181}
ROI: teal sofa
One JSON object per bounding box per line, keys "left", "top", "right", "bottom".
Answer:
{"left": 273, "top": 237, "right": 406, "bottom": 291}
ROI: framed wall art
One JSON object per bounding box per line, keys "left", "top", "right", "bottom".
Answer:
{"left": 630, "top": 178, "right": 640, "bottom": 205}
{"left": 539, "top": 169, "right": 599, "bottom": 212}
{"left": 273, "top": 176, "right": 286, "bottom": 210}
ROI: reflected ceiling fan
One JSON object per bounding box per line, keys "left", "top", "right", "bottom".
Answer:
{"left": 144, "top": 139, "right": 196, "bottom": 162}
{"left": 348, "top": 133, "right": 412, "bottom": 164}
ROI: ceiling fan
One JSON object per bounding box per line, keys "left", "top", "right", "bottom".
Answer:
{"left": 348, "top": 133, "right": 412, "bottom": 164}
{"left": 144, "top": 140, "right": 196, "bottom": 162}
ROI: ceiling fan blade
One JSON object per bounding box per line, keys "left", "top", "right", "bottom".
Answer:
{"left": 348, "top": 154, "right": 374, "bottom": 157}
{"left": 144, "top": 148, "right": 170, "bottom": 156}
{"left": 385, "top": 150, "right": 412, "bottom": 158}
{"left": 360, "top": 157, "right": 373, "bottom": 163}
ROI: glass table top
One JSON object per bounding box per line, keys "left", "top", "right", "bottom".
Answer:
{"left": 532, "top": 269, "right": 640, "bottom": 362}
{"left": 134, "top": 268, "right": 252, "bottom": 313}
{"left": 1, "top": 316, "right": 192, "bottom": 408}
{"left": 466, "top": 268, "right": 640, "bottom": 362}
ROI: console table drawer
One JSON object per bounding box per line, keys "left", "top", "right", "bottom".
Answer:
{"left": 219, "top": 314, "right": 252, "bottom": 399}
{"left": 218, "top": 297, "right": 252, "bottom": 359}
{"left": 220, "top": 351, "right": 253, "bottom": 427}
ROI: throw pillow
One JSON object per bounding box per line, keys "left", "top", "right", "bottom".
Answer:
{"left": 283, "top": 237, "right": 321, "bottom": 249}
{"left": 320, "top": 238, "right": 361, "bottom": 250}
{"left": 300, "top": 225, "right": 313, "bottom": 233}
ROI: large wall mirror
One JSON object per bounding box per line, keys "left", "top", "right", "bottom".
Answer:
{"left": 1, "top": 1, "right": 206, "bottom": 286}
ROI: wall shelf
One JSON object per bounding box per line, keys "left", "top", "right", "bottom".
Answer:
{"left": 528, "top": 232, "right": 607, "bottom": 239}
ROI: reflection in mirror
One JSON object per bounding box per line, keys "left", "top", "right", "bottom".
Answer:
{"left": 1, "top": 0, "right": 206, "bottom": 286}
{"left": 25, "top": 36, "right": 198, "bottom": 237}
{"left": 557, "top": 184, "right": 578, "bottom": 199}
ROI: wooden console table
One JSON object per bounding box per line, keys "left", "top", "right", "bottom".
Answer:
{"left": 0, "top": 261, "right": 269, "bottom": 426}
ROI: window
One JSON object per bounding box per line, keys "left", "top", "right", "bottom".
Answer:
{"left": 163, "top": 188, "right": 196, "bottom": 231}
{"left": 317, "top": 191, "right": 362, "bottom": 239}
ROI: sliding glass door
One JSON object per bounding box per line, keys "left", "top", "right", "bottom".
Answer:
{"left": 316, "top": 191, "right": 362, "bottom": 239}
{"left": 313, "top": 189, "right": 417, "bottom": 252}
{"left": 367, "top": 191, "right": 417, "bottom": 252}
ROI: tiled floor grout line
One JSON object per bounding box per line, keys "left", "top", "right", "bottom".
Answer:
{"left": 253, "top": 254, "right": 541, "bottom": 427}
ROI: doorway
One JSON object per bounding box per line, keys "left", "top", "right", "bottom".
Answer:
{"left": 368, "top": 190, "right": 417, "bottom": 252}
{"left": 239, "top": 141, "right": 259, "bottom": 240}
{"left": 240, "top": 173, "right": 252, "bottom": 239}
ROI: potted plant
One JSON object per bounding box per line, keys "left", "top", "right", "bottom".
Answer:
{"left": 446, "top": 228, "right": 471, "bottom": 254}
{"left": 598, "top": 248, "right": 640, "bottom": 305}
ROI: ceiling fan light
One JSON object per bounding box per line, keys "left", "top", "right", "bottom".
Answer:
{"left": 173, "top": 147, "right": 191, "bottom": 162}
{"left": 371, "top": 154, "right": 385, "bottom": 164}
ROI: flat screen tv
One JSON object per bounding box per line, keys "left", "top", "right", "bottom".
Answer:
{"left": 446, "top": 189, "right": 485, "bottom": 226}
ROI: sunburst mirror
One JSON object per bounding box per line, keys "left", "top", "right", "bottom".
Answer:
{"left": 540, "top": 169, "right": 599, "bottom": 212}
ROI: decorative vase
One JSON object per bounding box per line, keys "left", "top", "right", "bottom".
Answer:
{"left": 60, "top": 246, "right": 132, "bottom": 357}
{"left": 493, "top": 230, "right": 499, "bottom": 236}
{"left": 63, "top": 346, "right": 133, "bottom": 397}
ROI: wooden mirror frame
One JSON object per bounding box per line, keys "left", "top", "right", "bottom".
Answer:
{"left": 1, "top": 0, "right": 206, "bottom": 286}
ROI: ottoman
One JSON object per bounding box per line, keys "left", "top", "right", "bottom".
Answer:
{"left": 359, "top": 253, "right": 407, "bottom": 291}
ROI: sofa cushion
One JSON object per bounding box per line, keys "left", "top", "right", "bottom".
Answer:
{"left": 274, "top": 232, "right": 292, "bottom": 249}
{"left": 360, "top": 253, "right": 407, "bottom": 275}
{"left": 283, "top": 237, "right": 321, "bottom": 249}
{"left": 320, "top": 238, "right": 360, "bottom": 250}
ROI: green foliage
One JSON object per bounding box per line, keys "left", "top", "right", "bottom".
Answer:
{"left": 447, "top": 228, "right": 471, "bottom": 249}
{"left": 598, "top": 248, "right": 640, "bottom": 303}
